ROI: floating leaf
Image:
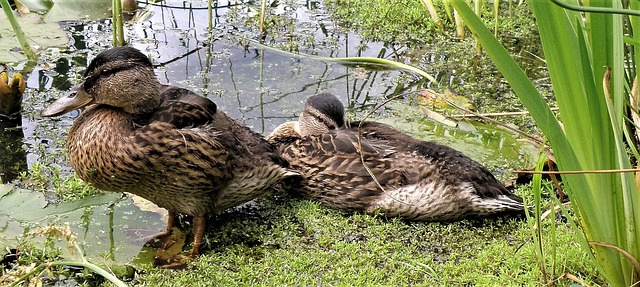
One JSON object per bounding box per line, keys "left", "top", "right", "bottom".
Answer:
{"left": 15, "top": 0, "right": 54, "bottom": 13}
{"left": 0, "top": 187, "right": 48, "bottom": 221}
{"left": 417, "top": 88, "right": 474, "bottom": 111}
{"left": 0, "top": 184, "right": 166, "bottom": 264}
{"left": 419, "top": 106, "right": 457, "bottom": 127}
{"left": 0, "top": 184, "right": 11, "bottom": 198}
{"left": 456, "top": 120, "right": 477, "bottom": 132}
{"left": 0, "top": 12, "right": 68, "bottom": 63}
{"left": 43, "top": 0, "right": 112, "bottom": 23}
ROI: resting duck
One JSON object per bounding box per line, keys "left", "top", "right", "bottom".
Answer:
{"left": 267, "top": 93, "right": 524, "bottom": 221}
{"left": 42, "top": 46, "right": 297, "bottom": 268}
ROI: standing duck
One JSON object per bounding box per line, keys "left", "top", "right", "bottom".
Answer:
{"left": 267, "top": 93, "right": 524, "bottom": 221}
{"left": 42, "top": 46, "right": 297, "bottom": 268}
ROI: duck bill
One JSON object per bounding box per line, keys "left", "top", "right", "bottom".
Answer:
{"left": 41, "top": 84, "right": 94, "bottom": 117}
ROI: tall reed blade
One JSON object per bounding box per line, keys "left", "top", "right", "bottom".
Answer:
{"left": 449, "top": 0, "right": 640, "bottom": 285}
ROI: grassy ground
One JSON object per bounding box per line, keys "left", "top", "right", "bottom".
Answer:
{"left": 132, "top": 192, "right": 599, "bottom": 286}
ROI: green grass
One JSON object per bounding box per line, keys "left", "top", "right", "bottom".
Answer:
{"left": 325, "top": 0, "right": 438, "bottom": 44}
{"left": 324, "top": 0, "right": 535, "bottom": 47}
{"left": 131, "top": 189, "right": 600, "bottom": 286}
{"left": 18, "top": 163, "right": 101, "bottom": 202}
{"left": 2, "top": 190, "right": 601, "bottom": 286}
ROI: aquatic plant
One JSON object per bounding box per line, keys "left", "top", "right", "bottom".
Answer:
{"left": 450, "top": 0, "right": 640, "bottom": 285}
{"left": 5, "top": 224, "right": 128, "bottom": 287}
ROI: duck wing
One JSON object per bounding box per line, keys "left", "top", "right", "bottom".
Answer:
{"left": 350, "top": 120, "right": 520, "bottom": 201}
{"left": 322, "top": 130, "right": 388, "bottom": 156}
{"left": 283, "top": 130, "right": 414, "bottom": 197}
{"left": 129, "top": 86, "right": 232, "bottom": 192}
{"left": 412, "top": 141, "right": 521, "bottom": 200}
{"left": 140, "top": 85, "right": 217, "bottom": 128}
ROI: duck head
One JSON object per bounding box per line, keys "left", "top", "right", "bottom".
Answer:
{"left": 42, "top": 47, "right": 162, "bottom": 117}
{"left": 297, "top": 93, "right": 346, "bottom": 136}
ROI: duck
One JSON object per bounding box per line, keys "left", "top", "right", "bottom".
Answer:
{"left": 267, "top": 93, "right": 524, "bottom": 221}
{"left": 42, "top": 46, "right": 298, "bottom": 268}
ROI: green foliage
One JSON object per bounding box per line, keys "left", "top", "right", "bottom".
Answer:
{"left": 1, "top": 224, "right": 128, "bottom": 287}
{"left": 20, "top": 163, "right": 101, "bottom": 202}
{"left": 450, "top": 0, "right": 640, "bottom": 285}
{"left": 324, "top": 0, "right": 531, "bottom": 46}
{"left": 321, "top": 0, "right": 546, "bottom": 130}
{"left": 325, "top": 0, "right": 438, "bottom": 44}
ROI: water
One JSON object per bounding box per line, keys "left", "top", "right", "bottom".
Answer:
{"left": 1, "top": 0, "right": 542, "bottom": 264}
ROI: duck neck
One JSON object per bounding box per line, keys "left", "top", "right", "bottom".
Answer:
{"left": 122, "top": 80, "right": 162, "bottom": 115}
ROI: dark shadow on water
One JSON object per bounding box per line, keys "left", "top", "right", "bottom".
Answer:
{"left": 0, "top": 115, "right": 27, "bottom": 183}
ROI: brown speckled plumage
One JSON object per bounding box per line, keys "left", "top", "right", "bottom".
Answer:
{"left": 42, "top": 47, "right": 297, "bottom": 267}
{"left": 268, "top": 93, "right": 524, "bottom": 221}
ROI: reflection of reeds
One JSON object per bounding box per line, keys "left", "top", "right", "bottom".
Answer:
{"left": 0, "top": 0, "right": 37, "bottom": 60}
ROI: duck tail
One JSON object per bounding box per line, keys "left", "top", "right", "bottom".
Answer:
{"left": 474, "top": 194, "right": 526, "bottom": 216}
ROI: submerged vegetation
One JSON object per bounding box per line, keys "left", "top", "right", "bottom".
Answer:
{"left": 19, "top": 163, "right": 100, "bottom": 202}
{"left": 321, "top": 0, "right": 548, "bottom": 133}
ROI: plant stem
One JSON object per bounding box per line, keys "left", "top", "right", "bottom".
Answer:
{"left": 259, "top": 0, "right": 267, "bottom": 39}
{"left": 112, "top": 0, "right": 117, "bottom": 45}
{"left": 112, "top": 0, "right": 125, "bottom": 46}
{"left": 247, "top": 39, "right": 436, "bottom": 82}
{"left": 10, "top": 260, "right": 128, "bottom": 287}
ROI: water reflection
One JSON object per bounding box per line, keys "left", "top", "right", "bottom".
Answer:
{"left": 32, "top": 0, "right": 421, "bottom": 135}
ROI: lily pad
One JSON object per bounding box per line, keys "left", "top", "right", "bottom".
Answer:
{"left": 15, "top": 0, "right": 54, "bottom": 13}
{"left": 0, "top": 184, "right": 167, "bottom": 263}
{"left": 43, "top": 0, "right": 112, "bottom": 23}
{"left": 0, "top": 12, "right": 68, "bottom": 63}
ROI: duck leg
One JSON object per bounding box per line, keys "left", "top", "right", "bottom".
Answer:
{"left": 156, "top": 215, "right": 205, "bottom": 269}
{"left": 189, "top": 216, "right": 206, "bottom": 257}
{"left": 143, "top": 210, "right": 176, "bottom": 248}
{"left": 158, "top": 210, "right": 176, "bottom": 248}
{"left": 164, "top": 210, "right": 175, "bottom": 235}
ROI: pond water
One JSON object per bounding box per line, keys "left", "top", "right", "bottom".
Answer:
{"left": 1, "top": 0, "right": 542, "bottom": 265}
